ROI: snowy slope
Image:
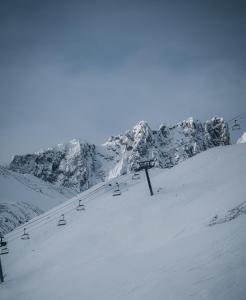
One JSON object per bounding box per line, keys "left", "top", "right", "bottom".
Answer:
{"left": 237, "top": 132, "right": 246, "bottom": 144}
{"left": 1, "top": 144, "right": 246, "bottom": 300}
{"left": 0, "top": 166, "right": 75, "bottom": 234}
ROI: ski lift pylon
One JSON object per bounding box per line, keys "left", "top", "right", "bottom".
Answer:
{"left": 76, "top": 200, "right": 85, "bottom": 211}
{"left": 57, "top": 214, "right": 66, "bottom": 226}
{"left": 21, "top": 228, "right": 30, "bottom": 240}
{"left": 231, "top": 119, "right": 240, "bottom": 131}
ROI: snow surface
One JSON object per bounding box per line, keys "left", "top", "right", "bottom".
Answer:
{"left": 1, "top": 144, "right": 246, "bottom": 300}
{"left": 237, "top": 132, "right": 246, "bottom": 144}
{"left": 0, "top": 167, "right": 75, "bottom": 233}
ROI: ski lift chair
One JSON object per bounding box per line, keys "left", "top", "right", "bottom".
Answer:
{"left": 76, "top": 200, "right": 85, "bottom": 211}
{"left": 232, "top": 120, "right": 240, "bottom": 131}
{"left": 57, "top": 214, "right": 66, "bottom": 226}
{"left": 0, "top": 237, "right": 5, "bottom": 247}
{"left": 113, "top": 182, "right": 121, "bottom": 196}
{"left": 132, "top": 173, "right": 140, "bottom": 180}
{"left": 0, "top": 242, "right": 9, "bottom": 255}
{"left": 0, "top": 246, "right": 9, "bottom": 255}
{"left": 21, "top": 228, "right": 30, "bottom": 240}
{"left": 0, "top": 238, "right": 9, "bottom": 255}
{"left": 112, "top": 189, "right": 121, "bottom": 196}
{"left": 112, "top": 183, "right": 121, "bottom": 196}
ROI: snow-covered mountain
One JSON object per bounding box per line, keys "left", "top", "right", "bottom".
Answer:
{"left": 237, "top": 132, "right": 246, "bottom": 144}
{"left": 0, "top": 116, "right": 230, "bottom": 234}
{"left": 9, "top": 117, "right": 230, "bottom": 193}
{"left": 0, "top": 166, "right": 75, "bottom": 234}
{"left": 2, "top": 143, "right": 246, "bottom": 300}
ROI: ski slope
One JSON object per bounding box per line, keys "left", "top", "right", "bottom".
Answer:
{"left": 0, "top": 167, "right": 75, "bottom": 234}
{"left": 1, "top": 144, "right": 246, "bottom": 300}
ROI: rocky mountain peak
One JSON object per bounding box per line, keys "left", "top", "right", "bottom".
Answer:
{"left": 9, "top": 117, "right": 230, "bottom": 192}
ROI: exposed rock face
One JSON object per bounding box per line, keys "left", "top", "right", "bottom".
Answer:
{"left": 9, "top": 117, "right": 230, "bottom": 192}
{"left": 10, "top": 140, "right": 102, "bottom": 192}
{"left": 103, "top": 117, "right": 230, "bottom": 175}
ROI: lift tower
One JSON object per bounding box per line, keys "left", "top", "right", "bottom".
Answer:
{"left": 135, "top": 160, "right": 155, "bottom": 196}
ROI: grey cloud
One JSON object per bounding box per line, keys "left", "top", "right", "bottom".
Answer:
{"left": 0, "top": 0, "right": 246, "bottom": 163}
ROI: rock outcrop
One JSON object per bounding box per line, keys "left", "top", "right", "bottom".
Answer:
{"left": 9, "top": 117, "right": 230, "bottom": 192}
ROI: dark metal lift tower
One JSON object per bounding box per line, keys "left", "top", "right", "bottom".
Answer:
{"left": 0, "top": 256, "right": 3, "bottom": 283}
{"left": 135, "top": 160, "right": 155, "bottom": 196}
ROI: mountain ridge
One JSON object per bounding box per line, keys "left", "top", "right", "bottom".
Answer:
{"left": 8, "top": 116, "right": 230, "bottom": 192}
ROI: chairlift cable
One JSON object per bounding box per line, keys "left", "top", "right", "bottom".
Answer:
{"left": 231, "top": 115, "right": 246, "bottom": 124}
{"left": 6, "top": 183, "right": 107, "bottom": 240}
{"left": 6, "top": 184, "right": 111, "bottom": 242}
{"left": 6, "top": 112, "right": 241, "bottom": 242}
{"left": 6, "top": 175, "right": 131, "bottom": 243}
{"left": 14, "top": 177, "right": 129, "bottom": 240}
{"left": 227, "top": 112, "right": 246, "bottom": 123}
{"left": 7, "top": 113, "right": 242, "bottom": 239}
{"left": 6, "top": 186, "right": 102, "bottom": 237}
{"left": 6, "top": 176, "right": 121, "bottom": 237}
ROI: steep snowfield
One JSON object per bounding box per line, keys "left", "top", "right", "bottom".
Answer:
{"left": 1, "top": 144, "right": 246, "bottom": 300}
{"left": 0, "top": 167, "right": 75, "bottom": 234}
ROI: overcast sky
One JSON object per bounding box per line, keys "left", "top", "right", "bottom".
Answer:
{"left": 0, "top": 0, "right": 246, "bottom": 163}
